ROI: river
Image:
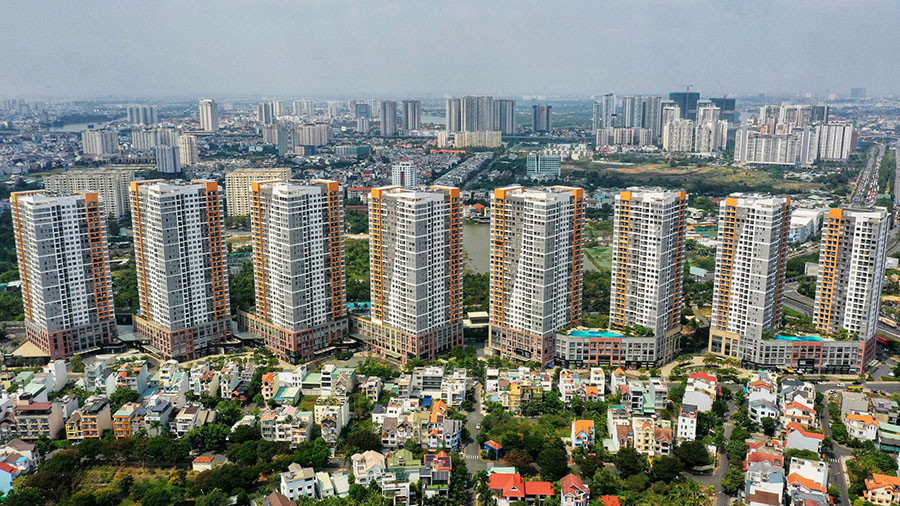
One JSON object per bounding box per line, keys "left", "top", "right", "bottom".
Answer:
{"left": 51, "top": 117, "right": 125, "bottom": 133}
{"left": 463, "top": 222, "right": 598, "bottom": 273}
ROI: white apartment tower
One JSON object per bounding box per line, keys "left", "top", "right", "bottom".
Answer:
{"left": 178, "top": 134, "right": 199, "bottom": 166}
{"left": 127, "top": 105, "right": 159, "bottom": 126}
{"left": 131, "top": 180, "right": 232, "bottom": 361}
{"left": 488, "top": 186, "right": 584, "bottom": 367}
{"left": 708, "top": 194, "right": 790, "bottom": 360}
{"left": 44, "top": 169, "right": 135, "bottom": 219}
{"left": 199, "top": 99, "right": 219, "bottom": 132}
{"left": 610, "top": 189, "right": 687, "bottom": 364}
{"left": 225, "top": 168, "right": 292, "bottom": 216}
{"left": 391, "top": 158, "right": 417, "bottom": 188}
{"left": 621, "top": 96, "right": 643, "bottom": 128}
{"left": 248, "top": 180, "right": 348, "bottom": 364}
{"left": 814, "top": 207, "right": 889, "bottom": 364}
{"left": 11, "top": 191, "right": 117, "bottom": 359}
{"left": 81, "top": 129, "right": 118, "bottom": 156}
{"left": 361, "top": 186, "right": 463, "bottom": 362}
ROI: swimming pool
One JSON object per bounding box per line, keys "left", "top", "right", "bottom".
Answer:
{"left": 568, "top": 330, "right": 625, "bottom": 338}
{"left": 773, "top": 334, "right": 826, "bottom": 342}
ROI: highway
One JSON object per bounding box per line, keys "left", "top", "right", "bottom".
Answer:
{"left": 783, "top": 287, "right": 900, "bottom": 340}
{"left": 850, "top": 143, "right": 885, "bottom": 205}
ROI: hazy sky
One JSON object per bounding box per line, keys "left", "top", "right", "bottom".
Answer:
{"left": 3, "top": 0, "right": 899, "bottom": 99}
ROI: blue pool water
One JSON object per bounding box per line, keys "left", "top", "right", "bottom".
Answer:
{"left": 569, "top": 330, "right": 625, "bottom": 338}
{"left": 774, "top": 335, "right": 825, "bottom": 342}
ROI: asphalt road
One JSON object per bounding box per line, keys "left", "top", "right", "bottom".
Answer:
{"left": 463, "top": 383, "right": 487, "bottom": 472}
{"left": 817, "top": 390, "right": 852, "bottom": 506}
{"left": 688, "top": 393, "right": 736, "bottom": 506}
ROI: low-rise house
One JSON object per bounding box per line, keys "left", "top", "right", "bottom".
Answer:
{"left": 0, "top": 439, "right": 39, "bottom": 473}
{"left": 683, "top": 372, "right": 717, "bottom": 413}
{"left": 381, "top": 417, "right": 416, "bottom": 449}
{"left": 421, "top": 451, "right": 452, "bottom": 497}
{"left": 748, "top": 399, "right": 779, "bottom": 424}
{"left": 114, "top": 360, "right": 149, "bottom": 395}
{"left": 863, "top": 473, "right": 900, "bottom": 505}
{"left": 746, "top": 490, "right": 781, "bottom": 506}
{"left": 280, "top": 463, "right": 319, "bottom": 501}
{"left": 143, "top": 400, "right": 173, "bottom": 436}
{"left": 841, "top": 391, "right": 870, "bottom": 420}
{"left": 609, "top": 368, "right": 627, "bottom": 393}
{"left": 846, "top": 413, "right": 879, "bottom": 442}
{"left": 424, "top": 401, "right": 463, "bottom": 451}
{"left": 66, "top": 395, "right": 112, "bottom": 440}
{"left": 113, "top": 403, "right": 142, "bottom": 438}
{"left": 560, "top": 473, "right": 590, "bottom": 506}
{"left": 260, "top": 491, "right": 297, "bottom": 506}
{"left": 488, "top": 473, "right": 554, "bottom": 506}
{"left": 316, "top": 471, "right": 334, "bottom": 498}
{"left": 364, "top": 377, "right": 383, "bottom": 403}
{"left": 352, "top": 450, "right": 386, "bottom": 486}
{"left": 872, "top": 397, "right": 899, "bottom": 425}
{"left": 632, "top": 418, "right": 672, "bottom": 456}
{"left": 781, "top": 402, "right": 817, "bottom": 428}
{"left": 784, "top": 422, "right": 824, "bottom": 454}
{"left": 677, "top": 404, "right": 698, "bottom": 442}
{"left": 648, "top": 377, "right": 668, "bottom": 411}
{"left": 571, "top": 420, "right": 595, "bottom": 449}
{"left": 192, "top": 455, "right": 222, "bottom": 472}
{"left": 878, "top": 422, "right": 900, "bottom": 452}
{"left": 260, "top": 407, "right": 314, "bottom": 446}
{"left": 786, "top": 457, "right": 829, "bottom": 505}
{"left": 174, "top": 406, "right": 217, "bottom": 437}
{"left": 654, "top": 426, "right": 673, "bottom": 455}
{"left": 0, "top": 462, "right": 19, "bottom": 495}
{"left": 262, "top": 372, "right": 278, "bottom": 400}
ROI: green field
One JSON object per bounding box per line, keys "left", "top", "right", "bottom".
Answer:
{"left": 586, "top": 246, "right": 611, "bottom": 272}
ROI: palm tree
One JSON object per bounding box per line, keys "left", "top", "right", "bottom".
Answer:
{"left": 475, "top": 470, "right": 493, "bottom": 506}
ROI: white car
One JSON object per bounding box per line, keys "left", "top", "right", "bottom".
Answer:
{"left": 836, "top": 382, "right": 846, "bottom": 388}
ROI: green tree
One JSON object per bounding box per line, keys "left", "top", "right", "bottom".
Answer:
{"left": 537, "top": 447, "right": 568, "bottom": 481}
{"left": 674, "top": 440, "right": 711, "bottom": 469}
{"left": 196, "top": 488, "right": 229, "bottom": 506}
{"left": 761, "top": 417, "right": 777, "bottom": 436}
{"left": 615, "top": 447, "right": 648, "bottom": 478}
{"left": 109, "top": 387, "right": 140, "bottom": 410}
{"left": 721, "top": 465, "right": 744, "bottom": 495}
{"left": 650, "top": 455, "right": 683, "bottom": 482}
{"left": 229, "top": 260, "right": 255, "bottom": 312}
{"left": 591, "top": 467, "right": 622, "bottom": 495}
{"left": 215, "top": 400, "right": 243, "bottom": 427}
{"left": 70, "top": 354, "right": 85, "bottom": 373}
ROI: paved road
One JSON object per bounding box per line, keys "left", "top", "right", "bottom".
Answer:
{"left": 688, "top": 391, "right": 735, "bottom": 506}
{"left": 463, "top": 383, "right": 487, "bottom": 472}
{"left": 851, "top": 144, "right": 884, "bottom": 206}
{"left": 818, "top": 390, "right": 852, "bottom": 506}
{"left": 783, "top": 289, "right": 900, "bottom": 341}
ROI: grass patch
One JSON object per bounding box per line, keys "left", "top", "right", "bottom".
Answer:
{"left": 586, "top": 247, "right": 611, "bottom": 272}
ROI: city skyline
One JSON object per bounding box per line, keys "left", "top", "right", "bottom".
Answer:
{"left": 3, "top": 1, "right": 900, "bottom": 98}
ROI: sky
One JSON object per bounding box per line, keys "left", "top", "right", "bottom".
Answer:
{"left": 2, "top": 0, "right": 899, "bottom": 99}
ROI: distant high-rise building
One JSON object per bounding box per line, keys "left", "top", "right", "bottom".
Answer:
{"left": 814, "top": 207, "right": 888, "bottom": 353}
{"left": 709, "top": 97, "right": 737, "bottom": 124}
{"left": 661, "top": 101, "right": 681, "bottom": 126}
{"left": 157, "top": 127, "right": 181, "bottom": 146}
{"left": 131, "top": 129, "right": 161, "bottom": 150}
{"left": 391, "top": 158, "right": 417, "bottom": 187}
{"left": 361, "top": 186, "right": 463, "bottom": 362}
{"left": 178, "top": 135, "right": 199, "bottom": 166}
{"left": 225, "top": 167, "right": 292, "bottom": 216}
{"left": 327, "top": 101, "right": 343, "bottom": 118}
{"left": 592, "top": 101, "right": 603, "bottom": 132}
{"left": 708, "top": 194, "right": 790, "bottom": 360}
{"left": 247, "top": 180, "right": 348, "bottom": 364}
{"left": 816, "top": 121, "right": 855, "bottom": 161}
{"left": 81, "top": 129, "right": 118, "bottom": 156}
{"left": 293, "top": 99, "right": 315, "bottom": 117}
{"left": 294, "top": 124, "right": 331, "bottom": 146}
{"left": 610, "top": 189, "right": 686, "bottom": 365}
{"left": 445, "top": 98, "right": 462, "bottom": 133}
{"left": 357, "top": 117, "right": 370, "bottom": 134}
{"left": 453, "top": 130, "right": 502, "bottom": 148}
{"left": 354, "top": 102, "right": 372, "bottom": 119}
{"left": 153, "top": 145, "right": 181, "bottom": 174}
{"left": 621, "top": 96, "right": 642, "bottom": 128}
{"left": 488, "top": 185, "right": 584, "bottom": 367}
{"left": 532, "top": 105, "right": 552, "bottom": 133}
{"left": 11, "top": 191, "right": 117, "bottom": 359}
{"left": 492, "top": 99, "right": 517, "bottom": 135}
{"left": 668, "top": 92, "right": 700, "bottom": 121}
{"left": 694, "top": 119, "right": 728, "bottom": 154}
{"left": 131, "top": 180, "right": 232, "bottom": 361}
{"left": 44, "top": 169, "right": 135, "bottom": 219}
{"left": 641, "top": 96, "right": 663, "bottom": 139}
{"left": 811, "top": 105, "right": 829, "bottom": 122}
{"left": 526, "top": 153, "right": 561, "bottom": 179}
{"left": 257, "top": 102, "right": 276, "bottom": 125}
{"left": 127, "top": 105, "right": 159, "bottom": 126}
{"left": 401, "top": 100, "right": 421, "bottom": 131}
{"left": 733, "top": 124, "right": 817, "bottom": 166}
{"left": 380, "top": 100, "right": 397, "bottom": 137}
{"left": 600, "top": 94, "right": 616, "bottom": 129}
{"left": 696, "top": 103, "right": 720, "bottom": 124}
{"left": 199, "top": 99, "right": 219, "bottom": 132}
{"left": 662, "top": 119, "right": 695, "bottom": 152}
{"left": 850, "top": 88, "right": 867, "bottom": 99}
{"left": 461, "top": 96, "right": 494, "bottom": 132}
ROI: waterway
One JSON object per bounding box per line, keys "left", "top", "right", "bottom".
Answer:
{"left": 51, "top": 117, "right": 125, "bottom": 133}
{"left": 463, "top": 222, "right": 598, "bottom": 273}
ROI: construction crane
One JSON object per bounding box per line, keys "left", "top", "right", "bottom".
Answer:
{"left": 676, "top": 84, "right": 693, "bottom": 93}
{"left": 716, "top": 80, "right": 728, "bottom": 99}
